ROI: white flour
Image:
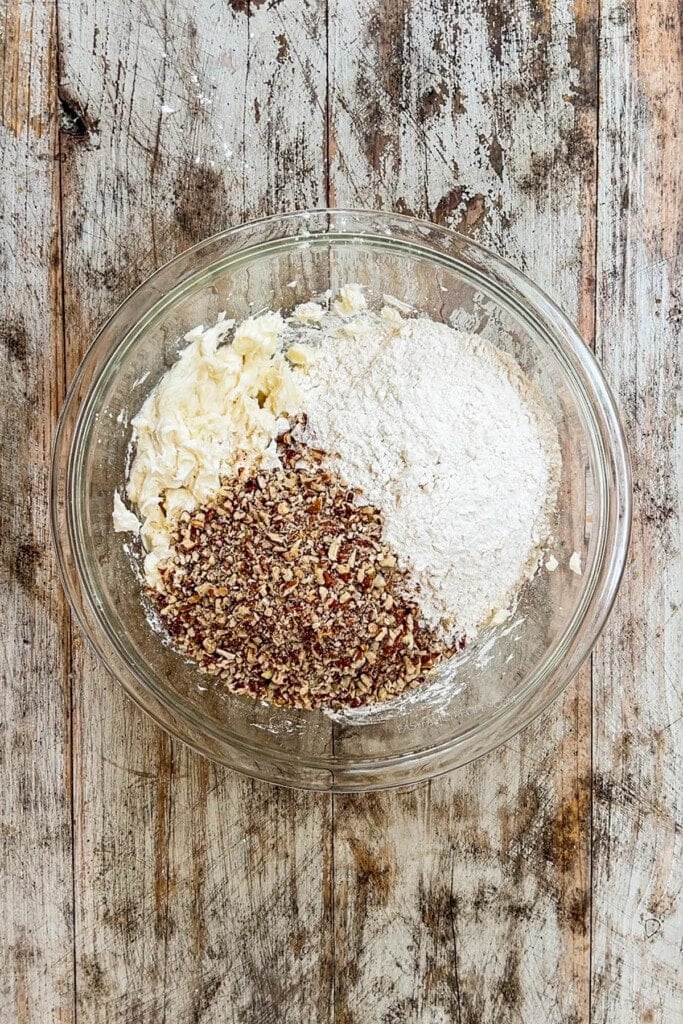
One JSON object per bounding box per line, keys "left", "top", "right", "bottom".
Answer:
{"left": 298, "top": 312, "right": 560, "bottom": 639}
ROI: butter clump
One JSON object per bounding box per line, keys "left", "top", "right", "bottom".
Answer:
{"left": 332, "top": 282, "right": 367, "bottom": 315}
{"left": 119, "top": 312, "right": 303, "bottom": 587}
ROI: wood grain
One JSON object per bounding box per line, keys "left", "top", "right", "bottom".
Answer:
{"left": 591, "top": 1, "right": 683, "bottom": 1020}
{"left": 58, "top": 1, "right": 332, "bottom": 1020}
{"left": 329, "top": 1, "right": 597, "bottom": 1020}
{"left": 0, "top": 1, "right": 74, "bottom": 1022}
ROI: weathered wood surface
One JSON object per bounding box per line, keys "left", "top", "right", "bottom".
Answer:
{"left": 591, "top": 1, "right": 683, "bottom": 1021}
{"left": 0, "top": 2, "right": 74, "bottom": 1022}
{"left": 0, "top": 1, "right": 680, "bottom": 1023}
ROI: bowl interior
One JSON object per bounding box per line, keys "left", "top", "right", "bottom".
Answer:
{"left": 59, "top": 212, "right": 625, "bottom": 789}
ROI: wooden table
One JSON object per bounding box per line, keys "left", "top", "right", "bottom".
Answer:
{"left": 2, "top": 1, "right": 681, "bottom": 1021}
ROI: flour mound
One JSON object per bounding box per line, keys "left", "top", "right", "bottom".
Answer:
{"left": 298, "top": 314, "right": 560, "bottom": 639}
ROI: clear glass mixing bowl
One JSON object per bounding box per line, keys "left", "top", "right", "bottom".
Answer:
{"left": 51, "top": 210, "right": 631, "bottom": 791}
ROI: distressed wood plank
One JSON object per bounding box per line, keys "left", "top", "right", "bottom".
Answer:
{"left": 57, "top": 1, "right": 332, "bottom": 1020}
{"left": 8, "top": 2, "right": 679, "bottom": 1021}
{"left": 591, "top": 1, "right": 683, "bottom": 1020}
{"left": 0, "top": 1, "right": 74, "bottom": 1022}
{"left": 329, "top": 2, "right": 597, "bottom": 1021}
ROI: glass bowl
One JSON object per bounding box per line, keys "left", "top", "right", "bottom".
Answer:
{"left": 51, "top": 209, "right": 631, "bottom": 791}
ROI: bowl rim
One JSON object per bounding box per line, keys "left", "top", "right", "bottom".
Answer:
{"left": 51, "top": 207, "right": 632, "bottom": 791}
